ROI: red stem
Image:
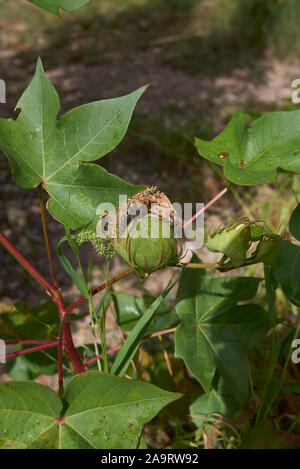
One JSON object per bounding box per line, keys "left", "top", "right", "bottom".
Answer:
{"left": 5, "top": 340, "right": 57, "bottom": 345}
{"left": 55, "top": 294, "right": 85, "bottom": 374}
{"left": 38, "top": 185, "right": 60, "bottom": 290}
{"left": 63, "top": 321, "right": 85, "bottom": 373}
{"left": 58, "top": 313, "right": 67, "bottom": 394}
{"left": 3, "top": 341, "right": 59, "bottom": 361}
{"left": 85, "top": 345, "right": 121, "bottom": 367}
{"left": 0, "top": 231, "right": 55, "bottom": 294}
{"left": 0, "top": 230, "right": 85, "bottom": 375}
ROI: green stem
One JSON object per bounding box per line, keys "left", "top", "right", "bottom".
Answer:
{"left": 89, "top": 301, "right": 102, "bottom": 372}
{"left": 101, "top": 261, "right": 110, "bottom": 374}
{"left": 76, "top": 255, "right": 111, "bottom": 373}
{"left": 264, "top": 264, "right": 277, "bottom": 336}
{"left": 76, "top": 255, "right": 105, "bottom": 371}
{"left": 184, "top": 262, "right": 219, "bottom": 269}
{"left": 255, "top": 264, "right": 278, "bottom": 422}
{"left": 87, "top": 262, "right": 102, "bottom": 372}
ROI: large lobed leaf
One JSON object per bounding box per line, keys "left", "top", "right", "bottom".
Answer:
{"left": 0, "top": 372, "right": 180, "bottom": 449}
{"left": 195, "top": 110, "right": 300, "bottom": 185}
{"left": 273, "top": 241, "right": 300, "bottom": 306}
{"left": 190, "top": 375, "right": 242, "bottom": 428}
{"left": 273, "top": 204, "right": 300, "bottom": 306}
{"left": 5, "top": 349, "right": 65, "bottom": 381}
{"left": 175, "top": 267, "right": 268, "bottom": 403}
{"left": 0, "top": 59, "right": 145, "bottom": 229}
{"left": 0, "top": 301, "right": 60, "bottom": 340}
{"left": 289, "top": 203, "right": 300, "bottom": 241}
{"left": 28, "top": 0, "right": 90, "bottom": 16}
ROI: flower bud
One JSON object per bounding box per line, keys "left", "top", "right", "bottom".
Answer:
{"left": 206, "top": 219, "right": 281, "bottom": 268}
{"left": 206, "top": 221, "right": 251, "bottom": 267}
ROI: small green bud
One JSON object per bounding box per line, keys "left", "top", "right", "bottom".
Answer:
{"left": 206, "top": 219, "right": 281, "bottom": 268}
{"left": 206, "top": 221, "right": 251, "bottom": 267}
{"left": 73, "top": 230, "right": 115, "bottom": 259}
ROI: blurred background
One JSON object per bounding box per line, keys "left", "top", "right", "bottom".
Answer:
{"left": 0, "top": 0, "right": 300, "bottom": 307}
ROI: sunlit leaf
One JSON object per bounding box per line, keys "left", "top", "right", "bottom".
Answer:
{"left": 28, "top": 0, "right": 90, "bottom": 16}
{"left": 196, "top": 110, "right": 300, "bottom": 185}
{"left": 0, "top": 59, "right": 145, "bottom": 229}
{"left": 0, "top": 373, "right": 180, "bottom": 449}
{"left": 175, "top": 267, "right": 267, "bottom": 403}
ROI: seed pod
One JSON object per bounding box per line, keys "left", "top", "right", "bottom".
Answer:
{"left": 107, "top": 187, "right": 190, "bottom": 278}
{"left": 113, "top": 213, "right": 179, "bottom": 277}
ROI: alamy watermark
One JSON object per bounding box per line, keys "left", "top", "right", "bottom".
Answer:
{"left": 291, "top": 338, "right": 300, "bottom": 364}
{"left": 291, "top": 79, "right": 300, "bottom": 104}
{"left": 0, "top": 339, "right": 6, "bottom": 364}
{"left": 0, "top": 79, "right": 6, "bottom": 103}
{"left": 95, "top": 195, "right": 204, "bottom": 249}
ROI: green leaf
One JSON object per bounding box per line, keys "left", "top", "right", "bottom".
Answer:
{"left": 112, "top": 290, "right": 179, "bottom": 334}
{"left": 273, "top": 241, "right": 300, "bottom": 306}
{"left": 0, "top": 301, "right": 59, "bottom": 340}
{"left": 240, "top": 420, "right": 300, "bottom": 449}
{"left": 62, "top": 372, "right": 180, "bottom": 448}
{"left": 175, "top": 268, "right": 268, "bottom": 403}
{"left": 6, "top": 356, "right": 40, "bottom": 381}
{"left": 190, "top": 376, "right": 242, "bottom": 428}
{"left": 6, "top": 348, "right": 66, "bottom": 380}
{"left": 281, "top": 383, "right": 300, "bottom": 394}
{"left": 57, "top": 235, "right": 90, "bottom": 298}
{"left": 195, "top": 110, "right": 300, "bottom": 185}
{"left": 111, "top": 283, "right": 176, "bottom": 377}
{"left": 0, "top": 373, "right": 180, "bottom": 449}
{"left": 28, "top": 0, "right": 90, "bottom": 16}
{"left": 290, "top": 203, "right": 300, "bottom": 241}
{"left": 0, "top": 381, "right": 62, "bottom": 448}
{"left": 0, "top": 59, "right": 145, "bottom": 229}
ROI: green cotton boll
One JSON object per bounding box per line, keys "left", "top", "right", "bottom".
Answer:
{"left": 206, "top": 222, "right": 251, "bottom": 267}
{"left": 113, "top": 214, "right": 179, "bottom": 277}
